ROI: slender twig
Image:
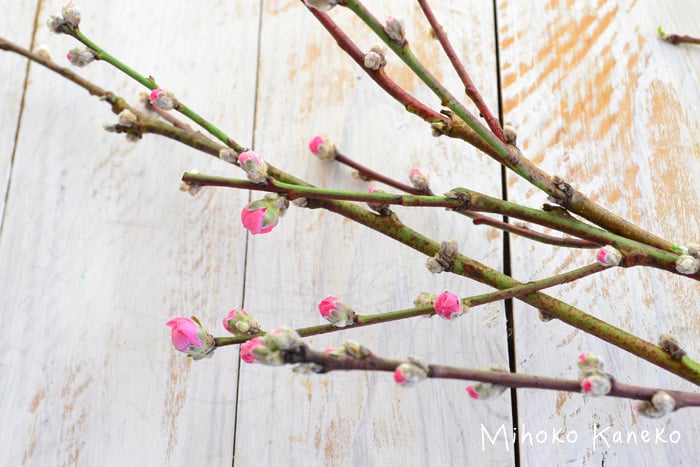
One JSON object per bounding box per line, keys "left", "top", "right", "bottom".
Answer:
{"left": 417, "top": 0, "right": 504, "bottom": 141}
{"left": 141, "top": 93, "right": 196, "bottom": 132}
{"left": 59, "top": 25, "right": 246, "bottom": 153}
{"left": 334, "top": 152, "right": 425, "bottom": 194}
{"left": 216, "top": 262, "right": 608, "bottom": 347}
{"left": 5, "top": 36, "right": 697, "bottom": 383}
{"left": 333, "top": 147, "right": 598, "bottom": 248}
{"left": 471, "top": 215, "right": 599, "bottom": 248}
{"left": 336, "top": 0, "right": 679, "bottom": 254}
{"left": 304, "top": 4, "right": 443, "bottom": 123}
{"left": 182, "top": 171, "right": 692, "bottom": 278}
{"left": 658, "top": 26, "right": 700, "bottom": 45}
{"left": 283, "top": 345, "right": 700, "bottom": 410}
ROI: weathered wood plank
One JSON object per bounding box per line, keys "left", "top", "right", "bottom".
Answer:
{"left": 498, "top": 0, "right": 700, "bottom": 464}
{"left": 0, "top": 1, "right": 260, "bottom": 465}
{"left": 0, "top": 2, "right": 37, "bottom": 225}
{"left": 234, "top": 1, "right": 512, "bottom": 466}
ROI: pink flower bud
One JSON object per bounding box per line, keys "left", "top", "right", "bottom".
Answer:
{"left": 66, "top": 47, "right": 95, "bottom": 67}
{"left": 240, "top": 327, "right": 303, "bottom": 366}
{"left": 166, "top": 316, "right": 215, "bottom": 360}
{"left": 577, "top": 352, "right": 604, "bottom": 377}
{"left": 408, "top": 167, "right": 429, "bottom": 192}
{"left": 384, "top": 16, "right": 406, "bottom": 44}
{"left": 393, "top": 362, "right": 427, "bottom": 387}
{"left": 240, "top": 337, "right": 264, "bottom": 364}
{"left": 318, "top": 296, "right": 356, "bottom": 327}
{"left": 581, "top": 374, "right": 612, "bottom": 397}
{"left": 240, "top": 194, "right": 288, "bottom": 235}
{"left": 433, "top": 291, "right": 465, "bottom": 320}
{"left": 466, "top": 381, "right": 508, "bottom": 400}
{"left": 223, "top": 308, "right": 261, "bottom": 336}
{"left": 237, "top": 150, "right": 268, "bottom": 184}
{"left": 595, "top": 245, "right": 622, "bottom": 267}
{"left": 308, "top": 136, "right": 337, "bottom": 160}
{"left": 61, "top": 1, "right": 81, "bottom": 29}
{"left": 148, "top": 88, "right": 177, "bottom": 111}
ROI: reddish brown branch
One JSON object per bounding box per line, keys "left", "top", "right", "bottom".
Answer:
{"left": 417, "top": 0, "right": 505, "bottom": 141}
{"left": 472, "top": 215, "right": 600, "bottom": 248}
{"left": 304, "top": 3, "right": 444, "bottom": 122}
{"left": 287, "top": 345, "right": 700, "bottom": 410}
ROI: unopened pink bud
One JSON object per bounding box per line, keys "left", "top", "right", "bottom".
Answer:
{"left": 466, "top": 378, "right": 508, "bottom": 400}
{"left": 66, "top": 47, "right": 95, "bottom": 67}
{"left": 148, "top": 88, "right": 177, "bottom": 110}
{"left": 240, "top": 337, "right": 264, "bottom": 364}
{"left": 166, "top": 316, "right": 215, "bottom": 360}
{"left": 394, "top": 362, "right": 427, "bottom": 387}
{"left": 223, "top": 308, "right": 261, "bottom": 336}
{"left": 238, "top": 150, "right": 268, "bottom": 184}
{"left": 596, "top": 245, "right": 622, "bottom": 267}
{"left": 433, "top": 291, "right": 465, "bottom": 320}
{"left": 318, "top": 296, "right": 355, "bottom": 327}
{"left": 240, "top": 194, "right": 288, "bottom": 235}
{"left": 408, "top": 167, "right": 429, "bottom": 192}
{"left": 577, "top": 352, "right": 604, "bottom": 377}
{"left": 581, "top": 374, "right": 612, "bottom": 397}
{"left": 308, "top": 135, "right": 337, "bottom": 160}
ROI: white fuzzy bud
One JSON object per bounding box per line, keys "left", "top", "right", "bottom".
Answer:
{"left": 364, "top": 45, "right": 386, "bottom": 70}
{"left": 61, "top": 1, "right": 81, "bottom": 29}
{"left": 117, "top": 109, "right": 138, "bottom": 127}
{"left": 675, "top": 254, "right": 700, "bottom": 274}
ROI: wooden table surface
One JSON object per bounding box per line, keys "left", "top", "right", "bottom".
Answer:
{"left": 1, "top": 1, "right": 698, "bottom": 465}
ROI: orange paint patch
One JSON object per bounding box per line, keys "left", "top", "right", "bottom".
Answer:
{"left": 645, "top": 80, "right": 698, "bottom": 239}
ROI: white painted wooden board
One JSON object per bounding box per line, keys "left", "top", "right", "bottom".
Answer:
{"left": 0, "top": 1, "right": 259, "bottom": 465}
{"left": 499, "top": 0, "right": 700, "bottom": 464}
{"left": 235, "top": 1, "right": 512, "bottom": 466}
{"left": 0, "top": 2, "right": 36, "bottom": 225}
{"left": 2, "top": 1, "right": 698, "bottom": 466}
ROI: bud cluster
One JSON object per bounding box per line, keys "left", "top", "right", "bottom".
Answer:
{"left": 240, "top": 327, "right": 304, "bottom": 366}
{"left": 577, "top": 352, "right": 612, "bottom": 397}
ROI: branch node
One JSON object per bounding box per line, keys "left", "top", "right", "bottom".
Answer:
{"left": 547, "top": 175, "right": 574, "bottom": 207}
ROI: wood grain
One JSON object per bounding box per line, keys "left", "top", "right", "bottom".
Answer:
{"left": 0, "top": 1, "right": 259, "bottom": 465}
{"left": 1, "top": 0, "right": 698, "bottom": 466}
{"left": 0, "top": 2, "right": 37, "bottom": 226}
{"left": 498, "top": 0, "right": 700, "bottom": 464}
{"left": 233, "top": 1, "right": 511, "bottom": 466}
